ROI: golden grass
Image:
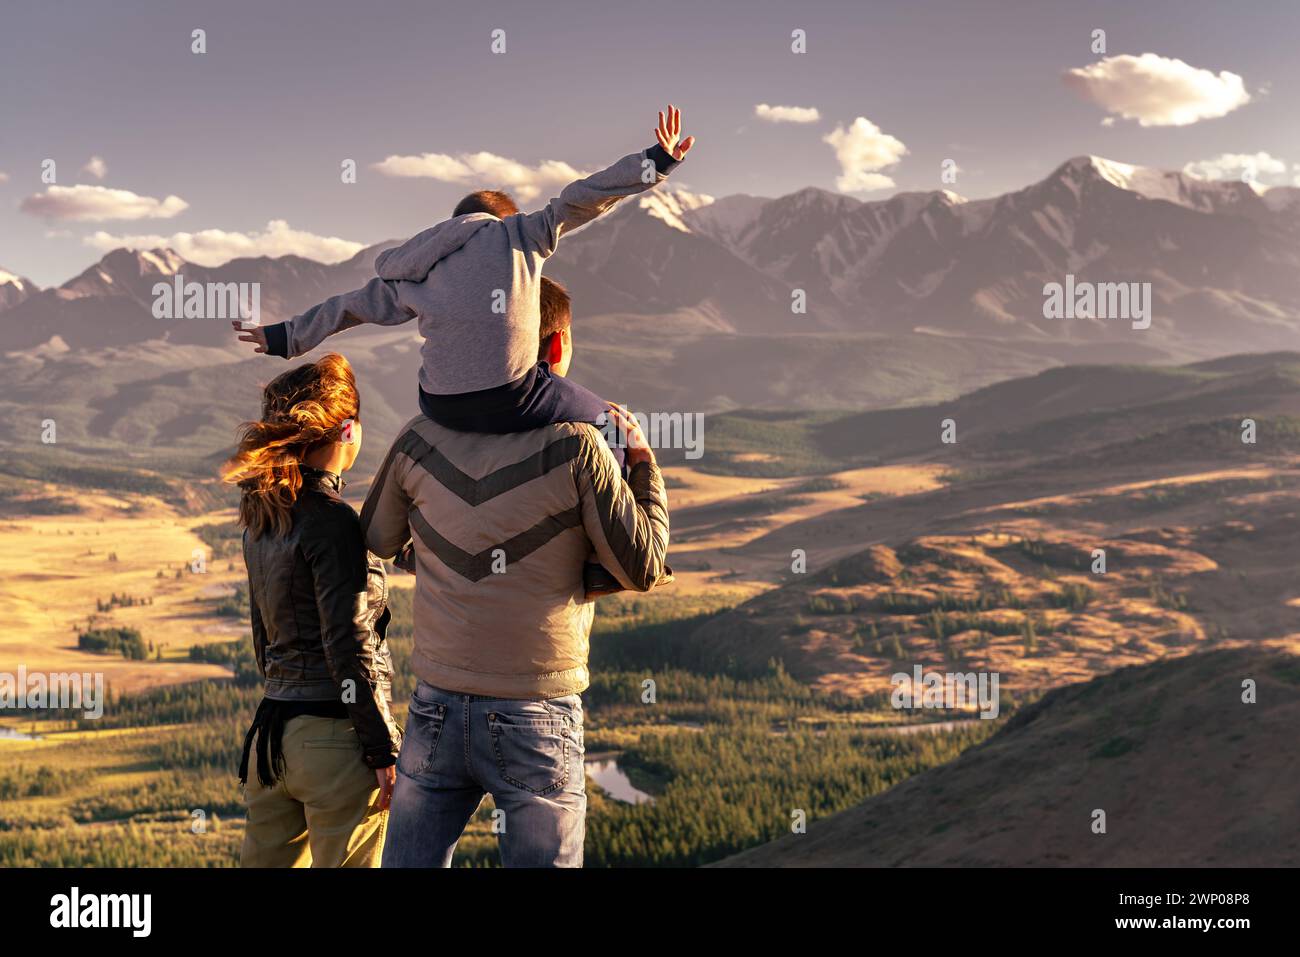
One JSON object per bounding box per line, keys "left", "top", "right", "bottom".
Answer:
{"left": 0, "top": 496, "right": 240, "bottom": 694}
{"left": 662, "top": 463, "right": 946, "bottom": 597}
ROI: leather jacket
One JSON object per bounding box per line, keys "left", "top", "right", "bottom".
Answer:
{"left": 243, "top": 467, "right": 400, "bottom": 769}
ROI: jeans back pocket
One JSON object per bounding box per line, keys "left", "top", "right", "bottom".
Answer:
{"left": 487, "top": 705, "right": 573, "bottom": 796}
{"left": 398, "top": 698, "right": 447, "bottom": 778}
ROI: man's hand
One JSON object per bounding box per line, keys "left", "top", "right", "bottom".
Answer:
{"left": 374, "top": 765, "right": 396, "bottom": 811}
{"left": 393, "top": 541, "right": 417, "bottom": 575}
{"left": 233, "top": 320, "right": 268, "bottom": 354}
{"left": 608, "top": 405, "right": 656, "bottom": 468}
{"left": 655, "top": 104, "right": 695, "bottom": 162}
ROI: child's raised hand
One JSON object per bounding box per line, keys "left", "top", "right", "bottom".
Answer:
{"left": 232, "top": 320, "right": 268, "bottom": 354}
{"left": 655, "top": 104, "right": 695, "bottom": 162}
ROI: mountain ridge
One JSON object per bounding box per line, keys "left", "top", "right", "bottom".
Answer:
{"left": 3, "top": 153, "right": 1298, "bottom": 418}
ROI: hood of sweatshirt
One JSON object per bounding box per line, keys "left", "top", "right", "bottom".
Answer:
{"left": 373, "top": 213, "right": 499, "bottom": 283}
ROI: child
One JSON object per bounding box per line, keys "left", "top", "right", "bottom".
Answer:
{"left": 236, "top": 106, "right": 692, "bottom": 593}
{"left": 236, "top": 106, "right": 692, "bottom": 443}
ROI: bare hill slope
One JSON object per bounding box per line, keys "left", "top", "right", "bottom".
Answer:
{"left": 716, "top": 644, "right": 1300, "bottom": 866}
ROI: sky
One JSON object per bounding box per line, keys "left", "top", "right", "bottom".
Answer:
{"left": 2, "top": 0, "right": 1298, "bottom": 286}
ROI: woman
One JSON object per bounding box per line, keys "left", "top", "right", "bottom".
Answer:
{"left": 222, "top": 352, "right": 399, "bottom": 867}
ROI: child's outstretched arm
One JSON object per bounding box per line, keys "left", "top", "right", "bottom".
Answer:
{"left": 518, "top": 104, "right": 696, "bottom": 258}
{"left": 233, "top": 277, "right": 414, "bottom": 359}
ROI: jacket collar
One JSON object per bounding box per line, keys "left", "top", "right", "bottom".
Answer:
{"left": 301, "top": 466, "right": 345, "bottom": 494}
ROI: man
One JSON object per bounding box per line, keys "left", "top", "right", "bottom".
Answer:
{"left": 360, "top": 278, "right": 670, "bottom": 867}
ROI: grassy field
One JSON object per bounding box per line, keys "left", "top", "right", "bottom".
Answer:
{"left": 0, "top": 583, "right": 993, "bottom": 867}
{"left": 0, "top": 501, "right": 244, "bottom": 695}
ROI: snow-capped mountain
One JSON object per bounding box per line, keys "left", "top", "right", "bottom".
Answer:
{"left": 884, "top": 155, "right": 1300, "bottom": 346}
{"left": 3, "top": 154, "right": 1299, "bottom": 395}
{"left": 0, "top": 243, "right": 399, "bottom": 351}
{"left": 675, "top": 155, "right": 1300, "bottom": 346}
{"left": 546, "top": 186, "right": 794, "bottom": 332}
{"left": 623, "top": 187, "right": 717, "bottom": 233}
{"left": 59, "top": 248, "right": 187, "bottom": 302}
{"left": 0, "top": 267, "right": 37, "bottom": 312}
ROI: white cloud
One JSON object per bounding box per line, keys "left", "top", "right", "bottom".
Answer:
{"left": 82, "top": 156, "right": 107, "bottom": 180}
{"left": 21, "top": 184, "right": 188, "bottom": 222}
{"left": 822, "top": 117, "right": 908, "bottom": 193}
{"left": 1183, "top": 152, "right": 1288, "bottom": 183}
{"left": 0, "top": 170, "right": 9, "bottom": 183}
{"left": 374, "top": 153, "right": 474, "bottom": 181}
{"left": 372, "top": 150, "right": 586, "bottom": 203}
{"left": 1063, "top": 53, "right": 1250, "bottom": 127}
{"left": 83, "top": 219, "right": 364, "bottom": 267}
{"left": 755, "top": 103, "right": 821, "bottom": 124}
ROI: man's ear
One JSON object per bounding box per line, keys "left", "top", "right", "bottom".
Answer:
{"left": 543, "top": 333, "right": 565, "bottom": 367}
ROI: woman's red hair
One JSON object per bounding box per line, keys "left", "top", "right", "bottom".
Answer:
{"left": 221, "top": 353, "right": 359, "bottom": 538}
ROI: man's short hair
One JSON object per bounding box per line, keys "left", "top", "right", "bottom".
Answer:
{"left": 453, "top": 190, "right": 519, "bottom": 219}
{"left": 538, "top": 277, "right": 571, "bottom": 358}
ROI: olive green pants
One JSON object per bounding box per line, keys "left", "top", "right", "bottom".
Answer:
{"left": 240, "top": 715, "right": 387, "bottom": 868}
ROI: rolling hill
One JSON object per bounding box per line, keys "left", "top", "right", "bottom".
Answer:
{"left": 715, "top": 645, "right": 1300, "bottom": 866}
{"left": 653, "top": 352, "right": 1300, "bottom": 704}
{"left": 662, "top": 351, "right": 1300, "bottom": 476}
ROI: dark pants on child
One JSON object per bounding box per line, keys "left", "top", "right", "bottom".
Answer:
{"left": 418, "top": 362, "right": 625, "bottom": 471}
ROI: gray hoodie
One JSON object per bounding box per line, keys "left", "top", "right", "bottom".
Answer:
{"left": 264, "top": 145, "right": 679, "bottom": 394}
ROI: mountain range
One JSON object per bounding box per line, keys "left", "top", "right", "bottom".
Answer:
{"left": 2, "top": 154, "right": 1299, "bottom": 449}
{"left": 466, "top": 153, "right": 1300, "bottom": 351}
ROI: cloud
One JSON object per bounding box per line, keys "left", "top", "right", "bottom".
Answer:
{"left": 0, "top": 170, "right": 9, "bottom": 183}
{"left": 372, "top": 150, "right": 586, "bottom": 203}
{"left": 1183, "top": 152, "right": 1288, "bottom": 183}
{"left": 83, "top": 219, "right": 364, "bottom": 267}
{"left": 822, "top": 117, "right": 908, "bottom": 193}
{"left": 82, "top": 156, "right": 107, "bottom": 180}
{"left": 21, "top": 184, "right": 188, "bottom": 222}
{"left": 1063, "top": 53, "right": 1250, "bottom": 127}
{"left": 755, "top": 103, "right": 821, "bottom": 124}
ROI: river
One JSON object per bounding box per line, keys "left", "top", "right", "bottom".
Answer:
{"left": 585, "top": 754, "right": 654, "bottom": 804}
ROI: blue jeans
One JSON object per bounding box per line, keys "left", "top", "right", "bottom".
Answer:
{"left": 382, "top": 681, "right": 587, "bottom": 868}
